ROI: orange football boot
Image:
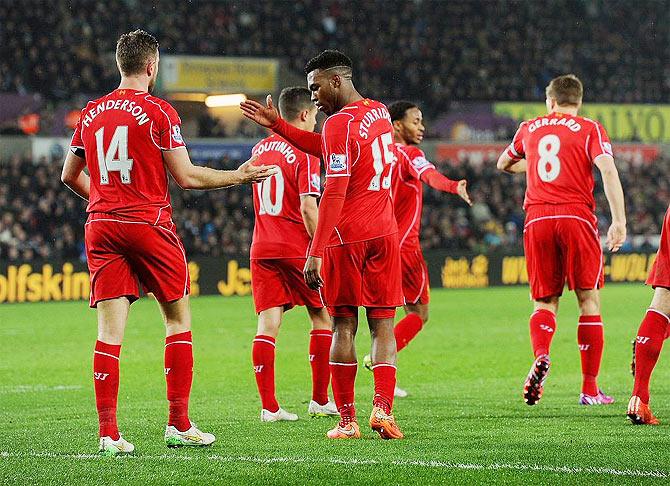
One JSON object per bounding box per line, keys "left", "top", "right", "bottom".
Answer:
{"left": 326, "top": 420, "right": 361, "bottom": 439}
{"left": 627, "top": 396, "right": 660, "bottom": 425}
{"left": 369, "top": 406, "right": 404, "bottom": 439}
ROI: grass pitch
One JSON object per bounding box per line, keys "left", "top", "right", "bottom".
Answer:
{"left": 1, "top": 284, "right": 669, "bottom": 484}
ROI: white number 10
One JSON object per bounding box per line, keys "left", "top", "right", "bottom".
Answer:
{"left": 95, "top": 126, "right": 134, "bottom": 185}
{"left": 368, "top": 132, "right": 395, "bottom": 191}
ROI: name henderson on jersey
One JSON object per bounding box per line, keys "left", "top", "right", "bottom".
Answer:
{"left": 81, "top": 98, "right": 151, "bottom": 128}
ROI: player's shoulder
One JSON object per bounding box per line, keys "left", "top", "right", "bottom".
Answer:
{"left": 142, "top": 93, "right": 179, "bottom": 119}
{"left": 322, "top": 110, "right": 356, "bottom": 133}
{"left": 402, "top": 144, "right": 425, "bottom": 160}
{"left": 578, "top": 115, "right": 607, "bottom": 133}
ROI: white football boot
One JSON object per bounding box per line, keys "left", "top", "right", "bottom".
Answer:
{"left": 165, "top": 421, "right": 216, "bottom": 448}
{"left": 308, "top": 399, "right": 339, "bottom": 417}
{"left": 99, "top": 435, "right": 135, "bottom": 456}
{"left": 261, "top": 408, "right": 299, "bottom": 422}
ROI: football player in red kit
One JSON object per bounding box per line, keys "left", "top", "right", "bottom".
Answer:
{"left": 363, "top": 101, "right": 471, "bottom": 397}
{"left": 61, "top": 30, "right": 275, "bottom": 455}
{"left": 497, "top": 74, "right": 626, "bottom": 407}
{"left": 242, "top": 50, "right": 404, "bottom": 439}
{"left": 249, "top": 87, "right": 337, "bottom": 422}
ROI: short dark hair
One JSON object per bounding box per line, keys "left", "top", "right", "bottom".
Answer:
{"left": 304, "top": 50, "right": 353, "bottom": 75}
{"left": 278, "top": 87, "right": 314, "bottom": 121}
{"left": 388, "top": 101, "right": 418, "bottom": 122}
{"left": 546, "top": 74, "right": 583, "bottom": 106}
{"left": 116, "top": 30, "right": 159, "bottom": 76}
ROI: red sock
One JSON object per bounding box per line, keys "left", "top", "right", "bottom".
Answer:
{"left": 372, "top": 363, "right": 397, "bottom": 414}
{"left": 330, "top": 361, "right": 357, "bottom": 425}
{"left": 309, "top": 330, "right": 332, "bottom": 405}
{"left": 633, "top": 310, "right": 669, "bottom": 403}
{"left": 394, "top": 313, "right": 424, "bottom": 352}
{"left": 529, "top": 309, "right": 556, "bottom": 357}
{"left": 577, "top": 315, "right": 604, "bottom": 396}
{"left": 252, "top": 335, "right": 278, "bottom": 412}
{"left": 165, "top": 331, "right": 193, "bottom": 432}
{"left": 94, "top": 340, "right": 121, "bottom": 440}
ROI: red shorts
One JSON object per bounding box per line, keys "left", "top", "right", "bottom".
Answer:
{"left": 647, "top": 207, "right": 670, "bottom": 288}
{"left": 523, "top": 204, "right": 604, "bottom": 300}
{"left": 251, "top": 258, "right": 324, "bottom": 313}
{"left": 85, "top": 214, "right": 190, "bottom": 308}
{"left": 401, "top": 249, "right": 430, "bottom": 305}
{"left": 323, "top": 233, "right": 403, "bottom": 317}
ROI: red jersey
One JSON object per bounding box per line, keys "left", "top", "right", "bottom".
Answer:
{"left": 250, "top": 134, "right": 321, "bottom": 259}
{"left": 70, "top": 88, "right": 185, "bottom": 224}
{"left": 321, "top": 99, "right": 398, "bottom": 246}
{"left": 506, "top": 112, "right": 613, "bottom": 210}
{"left": 392, "top": 144, "right": 435, "bottom": 251}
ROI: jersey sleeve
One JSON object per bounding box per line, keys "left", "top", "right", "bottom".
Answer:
{"left": 586, "top": 120, "right": 614, "bottom": 161}
{"left": 69, "top": 108, "right": 86, "bottom": 157}
{"left": 154, "top": 101, "right": 186, "bottom": 151}
{"left": 322, "top": 112, "right": 355, "bottom": 178}
{"left": 404, "top": 147, "right": 435, "bottom": 179}
{"left": 506, "top": 122, "right": 526, "bottom": 161}
{"left": 298, "top": 154, "right": 321, "bottom": 196}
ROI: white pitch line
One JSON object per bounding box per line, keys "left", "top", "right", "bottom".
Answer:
{"left": 0, "top": 385, "right": 82, "bottom": 395}
{"left": 0, "top": 451, "right": 667, "bottom": 479}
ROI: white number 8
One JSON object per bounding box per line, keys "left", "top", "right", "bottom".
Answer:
{"left": 537, "top": 134, "right": 561, "bottom": 182}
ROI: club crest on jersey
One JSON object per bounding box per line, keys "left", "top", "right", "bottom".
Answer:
{"left": 329, "top": 154, "right": 347, "bottom": 172}
{"left": 172, "top": 125, "right": 183, "bottom": 144}
{"left": 311, "top": 173, "right": 321, "bottom": 191}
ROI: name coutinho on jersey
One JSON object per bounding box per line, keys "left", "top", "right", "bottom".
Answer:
{"left": 254, "top": 140, "right": 297, "bottom": 164}
{"left": 358, "top": 107, "right": 392, "bottom": 139}
{"left": 81, "top": 99, "right": 151, "bottom": 128}
{"left": 528, "top": 116, "right": 581, "bottom": 133}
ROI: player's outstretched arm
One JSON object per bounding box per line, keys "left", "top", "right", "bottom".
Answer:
{"left": 595, "top": 154, "right": 626, "bottom": 252}
{"left": 164, "top": 148, "right": 276, "bottom": 190}
{"left": 61, "top": 151, "right": 90, "bottom": 200}
{"left": 241, "top": 95, "right": 323, "bottom": 157}
{"left": 420, "top": 168, "right": 472, "bottom": 206}
{"left": 496, "top": 152, "right": 527, "bottom": 174}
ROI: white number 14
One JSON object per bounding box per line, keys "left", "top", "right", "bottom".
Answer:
{"left": 95, "top": 125, "right": 134, "bottom": 185}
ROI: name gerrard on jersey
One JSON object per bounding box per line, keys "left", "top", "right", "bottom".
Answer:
{"left": 254, "top": 139, "right": 298, "bottom": 164}
{"left": 81, "top": 99, "right": 150, "bottom": 128}
{"left": 527, "top": 116, "right": 581, "bottom": 133}
{"left": 358, "top": 107, "right": 392, "bottom": 139}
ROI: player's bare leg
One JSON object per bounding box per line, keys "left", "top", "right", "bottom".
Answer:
{"left": 327, "top": 314, "right": 361, "bottom": 438}
{"left": 95, "top": 297, "right": 134, "bottom": 455}
{"left": 524, "top": 296, "right": 558, "bottom": 405}
{"left": 252, "top": 306, "right": 298, "bottom": 422}
{"left": 629, "top": 287, "right": 670, "bottom": 425}
{"left": 307, "top": 306, "right": 337, "bottom": 416}
{"left": 574, "top": 289, "right": 613, "bottom": 405}
{"left": 367, "top": 316, "right": 404, "bottom": 439}
{"left": 158, "top": 296, "right": 215, "bottom": 446}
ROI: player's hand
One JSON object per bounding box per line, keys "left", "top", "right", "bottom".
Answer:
{"left": 303, "top": 256, "right": 324, "bottom": 290}
{"left": 239, "top": 95, "right": 280, "bottom": 128}
{"left": 236, "top": 156, "right": 278, "bottom": 184}
{"left": 606, "top": 221, "right": 626, "bottom": 252}
{"left": 457, "top": 180, "right": 472, "bottom": 206}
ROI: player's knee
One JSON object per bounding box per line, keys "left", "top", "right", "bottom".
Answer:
{"left": 97, "top": 329, "right": 123, "bottom": 345}
{"left": 165, "top": 320, "right": 190, "bottom": 336}
{"left": 576, "top": 291, "right": 600, "bottom": 315}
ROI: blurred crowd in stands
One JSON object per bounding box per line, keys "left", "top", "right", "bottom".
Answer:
{"left": 1, "top": 153, "right": 667, "bottom": 263}
{"left": 1, "top": 0, "right": 668, "bottom": 135}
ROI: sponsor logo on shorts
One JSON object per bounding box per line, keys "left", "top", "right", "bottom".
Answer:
{"left": 329, "top": 154, "right": 347, "bottom": 172}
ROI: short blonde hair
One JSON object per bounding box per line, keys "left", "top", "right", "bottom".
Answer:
{"left": 546, "top": 74, "right": 583, "bottom": 106}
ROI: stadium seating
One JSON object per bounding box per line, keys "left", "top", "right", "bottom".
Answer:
{"left": 1, "top": 154, "right": 666, "bottom": 260}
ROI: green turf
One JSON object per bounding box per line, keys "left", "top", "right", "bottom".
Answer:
{"left": 1, "top": 284, "right": 669, "bottom": 484}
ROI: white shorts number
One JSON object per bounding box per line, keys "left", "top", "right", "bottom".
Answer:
{"left": 256, "top": 167, "right": 284, "bottom": 216}
{"left": 95, "top": 126, "right": 134, "bottom": 184}
{"left": 537, "top": 134, "right": 561, "bottom": 182}
{"left": 368, "top": 132, "right": 395, "bottom": 191}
